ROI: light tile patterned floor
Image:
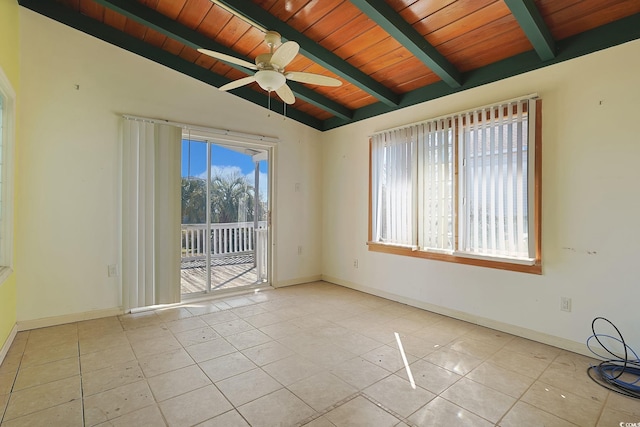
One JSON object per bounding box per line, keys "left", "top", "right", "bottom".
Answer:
{"left": 0, "top": 281, "right": 638, "bottom": 426}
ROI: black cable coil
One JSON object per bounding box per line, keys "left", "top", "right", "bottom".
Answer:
{"left": 586, "top": 317, "right": 640, "bottom": 399}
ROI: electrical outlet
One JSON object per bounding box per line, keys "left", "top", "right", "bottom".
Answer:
{"left": 297, "top": 246, "right": 302, "bottom": 255}
{"left": 560, "top": 297, "right": 572, "bottom": 312}
{"left": 353, "top": 259, "right": 359, "bottom": 268}
{"left": 108, "top": 264, "right": 119, "bottom": 277}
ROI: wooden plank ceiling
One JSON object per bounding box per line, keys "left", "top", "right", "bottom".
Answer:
{"left": 18, "top": 0, "right": 640, "bottom": 130}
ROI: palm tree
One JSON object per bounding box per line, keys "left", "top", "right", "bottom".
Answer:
{"left": 210, "top": 171, "right": 254, "bottom": 224}
{"left": 182, "top": 171, "right": 267, "bottom": 225}
{"left": 181, "top": 177, "right": 207, "bottom": 224}
{"left": 182, "top": 172, "right": 268, "bottom": 255}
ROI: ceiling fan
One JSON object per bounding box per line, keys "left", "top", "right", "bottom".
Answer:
{"left": 198, "top": 31, "right": 342, "bottom": 105}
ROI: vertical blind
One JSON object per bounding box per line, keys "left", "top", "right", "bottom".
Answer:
{"left": 0, "top": 66, "right": 16, "bottom": 275}
{"left": 122, "top": 118, "right": 182, "bottom": 310}
{"left": 459, "top": 99, "right": 530, "bottom": 258}
{"left": 371, "top": 118, "right": 454, "bottom": 251}
{"left": 370, "top": 95, "right": 535, "bottom": 261}
{"left": 418, "top": 119, "right": 454, "bottom": 252}
{"left": 371, "top": 128, "right": 416, "bottom": 247}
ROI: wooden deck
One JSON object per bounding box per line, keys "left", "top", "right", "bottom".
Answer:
{"left": 180, "top": 254, "right": 264, "bottom": 295}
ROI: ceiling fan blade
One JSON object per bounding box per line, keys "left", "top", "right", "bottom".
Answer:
{"left": 197, "top": 48, "right": 258, "bottom": 70}
{"left": 219, "top": 76, "right": 256, "bottom": 91}
{"left": 270, "top": 41, "right": 299, "bottom": 69}
{"left": 275, "top": 84, "right": 295, "bottom": 105}
{"left": 285, "top": 71, "right": 342, "bottom": 87}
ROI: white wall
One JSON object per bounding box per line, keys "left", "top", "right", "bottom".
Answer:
{"left": 17, "top": 9, "right": 323, "bottom": 323}
{"left": 18, "top": 8, "right": 640, "bottom": 352}
{"left": 321, "top": 39, "right": 640, "bottom": 351}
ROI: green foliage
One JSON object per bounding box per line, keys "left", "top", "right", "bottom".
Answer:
{"left": 181, "top": 177, "right": 207, "bottom": 224}
{"left": 181, "top": 172, "right": 266, "bottom": 224}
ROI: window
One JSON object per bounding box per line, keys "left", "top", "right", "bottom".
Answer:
{"left": 369, "top": 96, "right": 541, "bottom": 274}
{"left": 0, "top": 66, "right": 15, "bottom": 284}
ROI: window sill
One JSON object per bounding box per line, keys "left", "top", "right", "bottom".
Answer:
{"left": 367, "top": 242, "right": 542, "bottom": 274}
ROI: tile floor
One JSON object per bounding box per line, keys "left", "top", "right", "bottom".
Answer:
{"left": 0, "top": 281, "right": 638, "bottom": 426}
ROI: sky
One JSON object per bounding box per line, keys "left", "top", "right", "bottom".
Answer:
{"left": 181, "top": 139, "right": 269, "bottom": 200}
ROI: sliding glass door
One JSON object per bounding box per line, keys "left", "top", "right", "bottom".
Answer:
{"left": 180, "top": 135, "right": 270, "bottom": 296}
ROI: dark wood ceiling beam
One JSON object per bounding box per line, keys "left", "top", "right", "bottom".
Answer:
{"left": 350, "top": 0, "right": 462, "bottom": 88}
{"left": 287, "top": 83, "right": 352, "bottom": 120}
{"left": 18, "top": 0, "right": 323, "bottom": 129}
{"left": 322, "top": 12, "right": 640, "bottom": 130}
{"left": 504, "top": 0, "right": 556, "bottom": 61}
{"left": 90, "top": 0, "right": 352, "bottom": 120}
{"left": 92, "top": 0, "right": 242, "bottom": 71}
{"left": 215, "top": 1, "right": 400, "bottom": 107}
{"left": 17, "top": 0, "right": 640, "bottom": 132}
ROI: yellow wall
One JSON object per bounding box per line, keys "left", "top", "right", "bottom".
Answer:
{"left": 0, "top": 0, "right": 20, "bottom": 351}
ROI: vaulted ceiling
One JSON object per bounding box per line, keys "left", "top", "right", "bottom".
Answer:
{"left": 18, "top": 0, "right": 640, "bottom": 131}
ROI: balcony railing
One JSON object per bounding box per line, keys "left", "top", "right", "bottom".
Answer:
{"left": 181, "top": 221, "right": 268, "bottom": 281}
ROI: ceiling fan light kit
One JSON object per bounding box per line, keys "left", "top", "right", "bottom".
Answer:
{"left": 255, "top": 70, "right": 286, "bottom": 92}
{"left": 199, "top": 31, "right": 342, "bottom": 106}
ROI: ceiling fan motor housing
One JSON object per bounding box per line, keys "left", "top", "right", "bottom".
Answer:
{"left": 255, "top": 53, "right": 276, "bottom": 70}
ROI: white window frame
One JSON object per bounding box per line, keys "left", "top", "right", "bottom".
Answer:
{"left": 0, "top": 66, "right": 16, "bottom": 285}
{"left": 369, "top": 95, "right": 542, "bottom": 274}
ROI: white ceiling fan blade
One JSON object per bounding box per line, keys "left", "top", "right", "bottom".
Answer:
{"left": 197, "top": 48, "right": 258, "bottom": 70}
{"left": 275, "top": 84, "right": 295, "bottom": 105}
{"left": 285, "top": 71, "right": 342, "bottom": 87}
{"left": 270, "top": 41, "right": 299, "bottom": 69}
{"left": 219, "top": 76, "right": 256, "bottom": 91}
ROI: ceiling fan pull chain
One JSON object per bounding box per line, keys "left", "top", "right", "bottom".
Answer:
{"left": 267, "top": 90, "right": 272, "bottom": 117}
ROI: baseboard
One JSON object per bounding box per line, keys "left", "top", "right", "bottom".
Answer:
{"left": 17, "top": 307, "right": 124, "bottom": 332}
{"left": 0, "top": 323, "right": 17, "bottom": 366}
{"left": 273, "top": 275, "right": 323, "bottom": 288}
{"left": 321, "top": 275, "right": 591, "bottom": 358}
